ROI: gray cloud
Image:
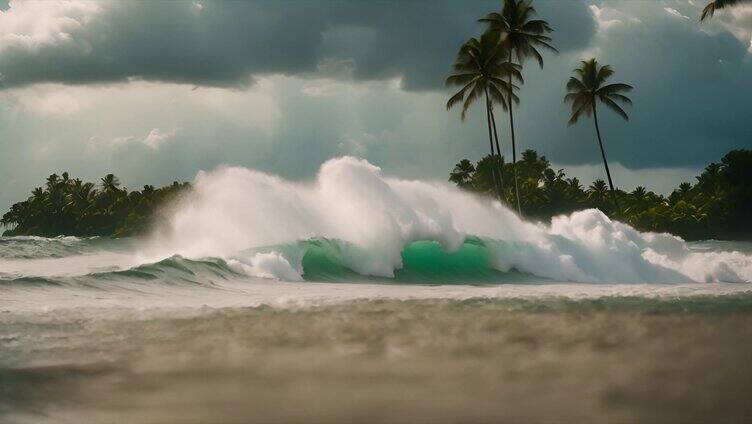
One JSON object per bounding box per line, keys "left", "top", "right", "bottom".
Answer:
{"left": 0, "top": 0, "right": 594, "bottom": 90}
{"left": 0, "top": 0, "right": 751, "bottom": 213}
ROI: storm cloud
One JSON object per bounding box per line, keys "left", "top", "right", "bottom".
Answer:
{"left": 0, "top": 0, "right": 595, "bottom": 90}
{"left": 0, "top": 0, "right": 750, "bottom": 212}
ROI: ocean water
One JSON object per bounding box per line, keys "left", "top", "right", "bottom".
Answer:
{"left": 2, "top": 157, "right": 752, "bottom": 422}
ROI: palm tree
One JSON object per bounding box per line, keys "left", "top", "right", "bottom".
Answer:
{"left": 446, "top": 31, "right": 520, "bottom": 201}
{"left": 46, "top": 174, "right": 60, "bottom": 192}
{"left": 449, "top": 159, "right": 476, "bottom": 188}
{"left": 676, "top": 182, "right": 693, "bottom": 201}
{"left": 631, "top": 186, "right": 647, "bottom": 199}
{"left": 629, "top": 186, "right": 650, "bottom": 213}
{"left": 100, "top": 174, "right": 121, "bottom": 193}
{"left": 473, "top": 154, "right": 505, "bottom": 195}
{"left": 587, "top": 179, "right": 609, "bottom": 208}
{"left": 479, "top": 0, "right": 556, "bottom": 216}
{"left": 701, "top": 0, "right": 748, "bottom": 21}
{"left": 565, "top": 58, "right": 633, "bottom": 216}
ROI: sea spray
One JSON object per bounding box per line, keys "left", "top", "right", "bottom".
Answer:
{"left": 131, "top": 156, "right": 752, "bottom": 284}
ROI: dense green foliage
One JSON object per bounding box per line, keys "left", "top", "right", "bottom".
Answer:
{"left": 1, "top": 173, "right": 190, "bottom": 237}
{"left": 450, "top": 149, "right": 752, "bottom": 241}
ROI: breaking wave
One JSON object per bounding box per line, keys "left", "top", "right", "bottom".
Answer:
{"left": 2, "top": 157, "right": 752, "bottom": 286}
{"left": 131, "top": 156, "right": 751, "bottom": 284}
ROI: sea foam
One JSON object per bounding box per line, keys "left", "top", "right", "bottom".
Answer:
{"left": 138, "top": 156, "right": 751, "bottom": 284}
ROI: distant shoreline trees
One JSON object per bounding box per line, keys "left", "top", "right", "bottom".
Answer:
{"left": 1, "top": 173, "right": 190, "bottom": 237}
{"left": 449, "top": 149, "right": 752, "bottom": 241}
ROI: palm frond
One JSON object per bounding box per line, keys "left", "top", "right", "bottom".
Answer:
{"left": 597, "top": 83, "right": 634, "bottom": 94}
{"left": 606, "top": 93, "right": 633, "bottom": 106}
{"left": 521, "top": 19, "right": 553, "bottom": 34}
{"left": 445, "top": 73, "right": 479, "bottom": 87}
{"left": 566, "top": 77, "right": 585, "bottom": 92}
{"left": 600, "top": 97, "right": 630, "bottom": 121}
{"left": 488, "top": 83, "right": 511, "bottom": 111}
{"left": 478, "top": 11, "right": 505, "bottom": 26}
{"left": 446, "top": 87, "right": 468, "bottom": 111}
{"left": 563, "top": 92, "right": 579, "bottom": 103}
{"left": 461, "top": 83, "right": 485, "bottom": 121}
{"left": 596, "top": 65, "right": 614, "bottom": 86}
{"left": 568, "top": 101, "right": 591, "bottom": 126}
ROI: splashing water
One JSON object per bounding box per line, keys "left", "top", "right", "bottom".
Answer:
{"left": 3, "top": 157, "right": 752, "bottom": 424}
{"left": 1, "top": 156, "right": 751, "bottom": 292}
{"left": 131, "top": 156, "right": 749, "bottom": 284}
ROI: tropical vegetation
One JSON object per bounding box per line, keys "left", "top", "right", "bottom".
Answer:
{"left": 1, "top": 173, "right": 190, "bottom": 237}
{"left": 449, "top": 148, "right": 752, "bottom": 241}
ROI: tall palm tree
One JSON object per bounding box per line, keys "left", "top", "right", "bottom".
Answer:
{"left": 446, "top": 31, "right": 520, "bottom": 201}
{"left": 701, "top": 0, "right": 748, "bottom": 21}
{"left": 479, "top": 0, "right": 556, "bottom": 216}
{"left": 565, "top": 58, "right": 633, "bottom": 216}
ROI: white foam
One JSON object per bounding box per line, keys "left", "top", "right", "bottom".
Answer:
{"left": 137, "top": 157, "right": 751, "bottom": 284}
{"left": 227, "top": 252, "right": 303, "bottom": 282}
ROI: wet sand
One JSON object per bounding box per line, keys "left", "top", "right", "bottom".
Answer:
{"left": 2, "top": 299, "right": 752, "bottom": 423}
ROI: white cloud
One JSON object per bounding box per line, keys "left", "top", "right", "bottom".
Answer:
{"left": 0, "top": 0, "right": 102, "bottom": 51}
{"left": 92, "top": 128, "right": 177, "bottom": 151}
{"left": 589, "top": 5, "right": 623, "bottom": 31}
{"left": 143, "top": 128, "right": 178, "bottom": 149}
{"left": 717, "top": 4, "right": 752, "bottom": 53}
{"left": 664, "top": 7, "right": 690, "bottom": 20}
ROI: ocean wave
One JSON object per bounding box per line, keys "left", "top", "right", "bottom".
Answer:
{"left": 138, "top": 157, "right": 751, "bottom": 284}
{"left": 2, "top": 157, "right": 751, "bottom": 285}
{"left": 0, "top": 235, "right": 125, "bottom": 259}
{"left": 1, "top": 255, "right": 240, "bottom": 289}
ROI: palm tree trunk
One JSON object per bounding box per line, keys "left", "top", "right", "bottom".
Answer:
{"left": 488, "top": 105, "right": 506, "bottom": 199}
{"left": 592, "top": 104, "right": 622, "bottom": 216}
{"left": 508, "top": 51, "right": 522, "bottom": 217}
{"left": 484, "top": 91, "right": 502, "bottom": 201}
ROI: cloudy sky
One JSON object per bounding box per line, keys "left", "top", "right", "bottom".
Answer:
{"left": 0, "top": 0, "right": 750, "bottom": 210}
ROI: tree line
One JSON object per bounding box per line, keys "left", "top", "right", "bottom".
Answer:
{"left": 450, "top": 148, "right": 752, "bottom": 241}
{"left": 2, "top": 0, "right": 747, "bottom": 240}
{"left": 1, "top": 173, "right": 190, "bottom": 237}
{"left": 444, "top": 0, "right": 748, "bottom": 240}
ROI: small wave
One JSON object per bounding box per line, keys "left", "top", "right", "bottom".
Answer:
{"left": 0, "top": 235, "right": 125, "bottom": 259}
{"left": 1, "top": 255, "right": 241, "bottom": 290}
